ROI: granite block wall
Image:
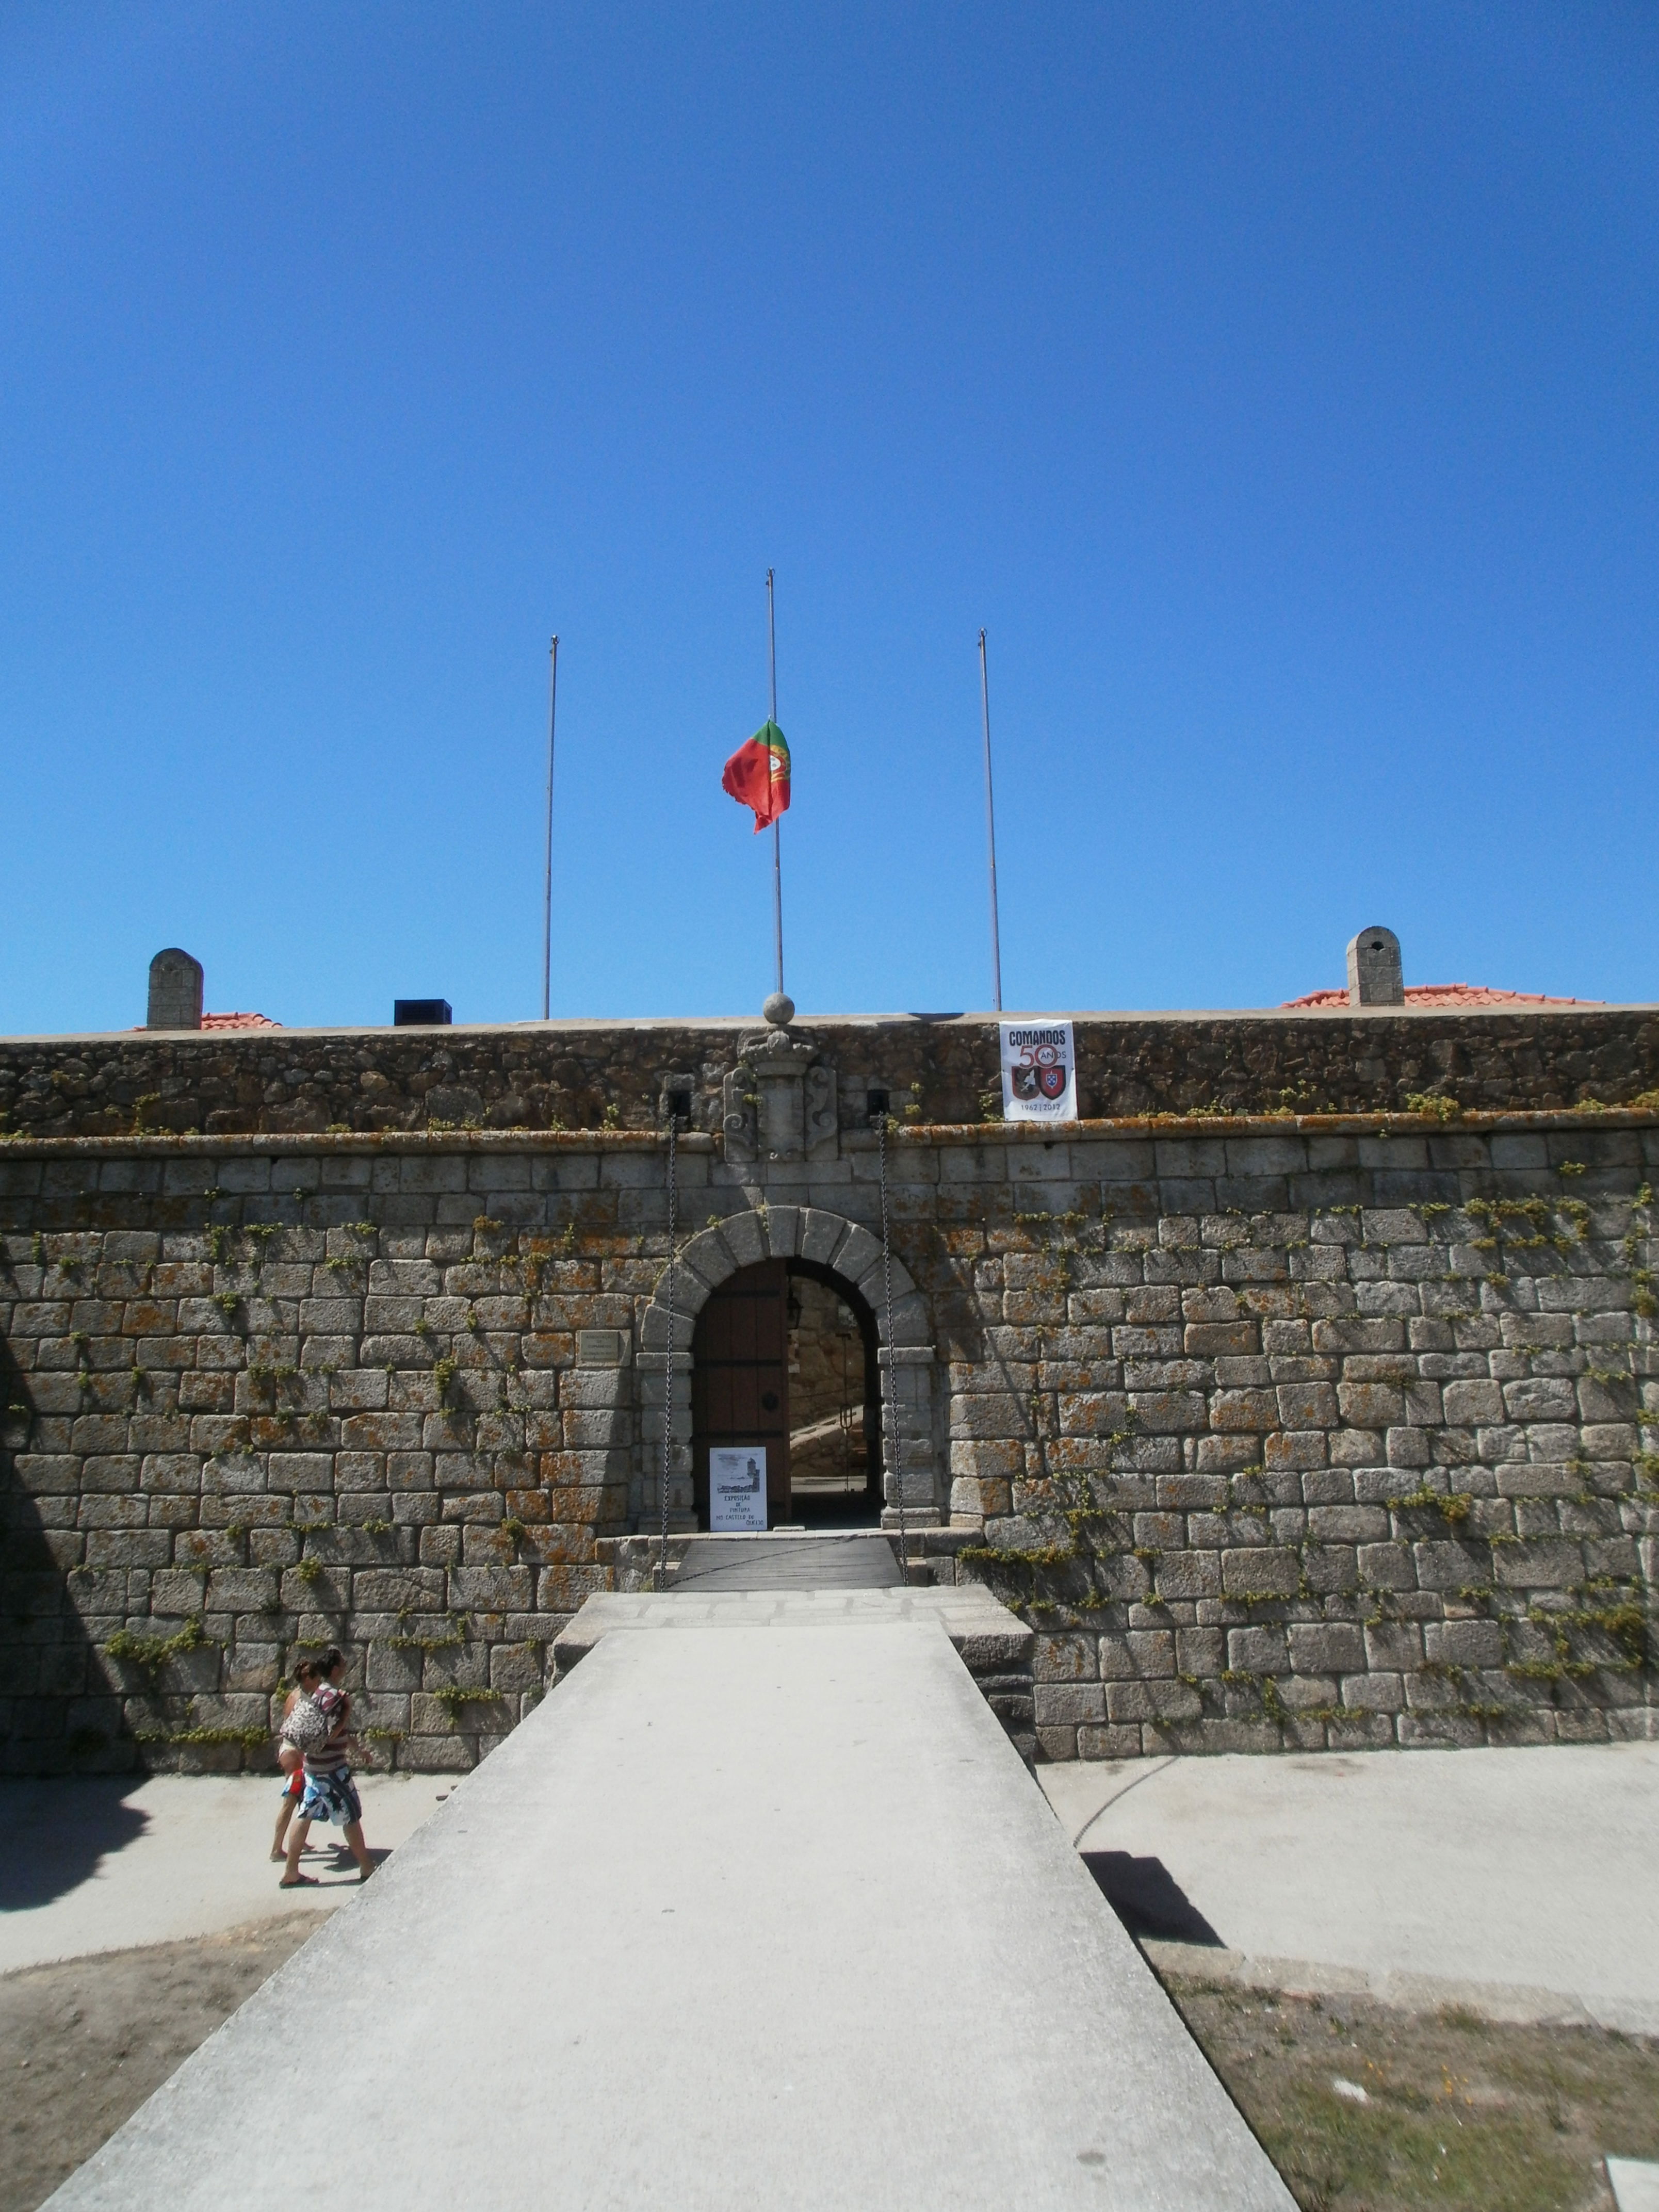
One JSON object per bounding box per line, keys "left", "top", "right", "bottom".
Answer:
{"left": 919, "top": 1123, "right": 1658, "bottom": 1758}
{"left": 0, "top": 1139, "right": 665, "bottom": 1775}
{"left": 0, "top": 1094, "right": 1654, "bottom": 1774}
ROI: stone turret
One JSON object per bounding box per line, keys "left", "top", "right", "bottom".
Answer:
{"left": 145, "top": 948, "right": 203, "bottom": 1030}
{"left": 1346, "top": 925, "right": 1404, "bottom": 1007}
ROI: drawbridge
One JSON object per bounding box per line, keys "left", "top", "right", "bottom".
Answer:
{"left": 49, "top": 1539, "right": 1293, "bottom": 2210}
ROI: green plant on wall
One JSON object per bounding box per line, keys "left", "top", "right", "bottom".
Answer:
{"left": 1384, "top": 1484, "right": 1474, "bottom": 1524}
{"left": 388, "top": 1611, "right": 467, "bottom": 1652}
{"left": 134, "top": 1725, "right": 266, "bottom": 1751}
{"left": 431, "top": 1686, "right": 503, "bottom": 1719}
{"left": 1402, "top": 1092, "right": 1460, "bottom": 1121}
{"left": 104, "top": 1616, "right": 213, "bottom": 1684}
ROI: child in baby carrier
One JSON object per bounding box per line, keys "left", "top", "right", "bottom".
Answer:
{"left": 271, "top": 1656, "right": 323, "bottom": 1863}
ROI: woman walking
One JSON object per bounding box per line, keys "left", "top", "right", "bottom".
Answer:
{"left": 280, "top": 1647, "right": 376, "bottom": 1887}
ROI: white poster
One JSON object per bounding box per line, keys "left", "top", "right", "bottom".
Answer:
{"left": 709, "top": 1445, "right": 769, "bottom": 1533}
{"left": 1000, "top": 1020, "right": 1078, "bottom": 1124}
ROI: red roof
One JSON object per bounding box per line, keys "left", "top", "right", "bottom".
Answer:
{"left": 1282, "top": 984, "right": 1600, "bottom": 1011}
{"left": 133, "top": 1012, "right": 281, "bottom": 1032}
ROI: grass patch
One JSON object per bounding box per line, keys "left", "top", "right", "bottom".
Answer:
{"left": 1161, "top": 1975, "right": 1659, "bottom": 2211}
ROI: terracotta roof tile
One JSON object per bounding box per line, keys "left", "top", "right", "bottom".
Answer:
{"left": 131, "top": 1012, "right": 281, "bottom": 1032}
{"left": 1282, "top": 984, "right": 1600, "bottom": 1011}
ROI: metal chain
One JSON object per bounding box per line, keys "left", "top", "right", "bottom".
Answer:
{"left": 658, "top": 1115, "right": 677, "bottom": 1591}
{"left": 876, "top": 1112, "right": 909, "bottom": 1580}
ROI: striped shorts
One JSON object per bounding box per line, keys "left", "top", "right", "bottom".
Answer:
{"left": 299, "top": 1765, "right": 362, "bottom": 1828}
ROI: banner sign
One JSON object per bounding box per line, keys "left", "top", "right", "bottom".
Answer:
{"left": 709, "top": 1445, "right": 769, "bottom": 1532}
{"left": 1000, "top": 1020, "right": 1078, "bottom": 1124}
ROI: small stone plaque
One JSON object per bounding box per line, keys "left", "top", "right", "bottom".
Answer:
{"left": 576, "top": 1329, "right": 626, "bottom": 1368}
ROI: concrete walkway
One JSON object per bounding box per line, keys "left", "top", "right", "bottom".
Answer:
{"left": 0, "top": 1775, "right": 451, "bottom": 1974}
{"left": 1040, "top": 1742, "right": 1659, "bottom": 2035}
{"left": 47, "top": 1596, "right": 1292, "bottom": 2211}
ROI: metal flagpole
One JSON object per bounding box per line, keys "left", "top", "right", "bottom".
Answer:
{"left": 767, "top": 570, "right": 784, "bottom": 998}
{"left": 541, "top": 634, "right": 559, "bottom": 1021}
{"left": 978, "top": 628, "right": 1003, "bottom": 1013}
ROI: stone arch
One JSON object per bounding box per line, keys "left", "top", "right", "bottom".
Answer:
{"left": 637, "top": 1206, "right": 936, "bottom": 1532}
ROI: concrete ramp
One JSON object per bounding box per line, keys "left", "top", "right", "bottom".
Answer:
{"left": 50, "top": 1597, "right": 1292, "bottom": 2211}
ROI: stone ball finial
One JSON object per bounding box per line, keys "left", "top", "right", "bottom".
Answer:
{"left": 1346, "top": 926, "right": 1404, "bottom": 1007}
{"left": 147, "top": 948, "right": 204, "bottom": 1031}
{"left": 762, "top": 991, "right": 795, "bottom": 1029}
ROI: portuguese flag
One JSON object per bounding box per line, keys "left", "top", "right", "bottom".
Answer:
{"left": 722, "top": 719, "right": 791, "bottom": 833}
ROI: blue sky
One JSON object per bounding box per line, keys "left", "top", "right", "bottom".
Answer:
{"left": 3, "top": 3, "right": 1656, "bottom": 1032}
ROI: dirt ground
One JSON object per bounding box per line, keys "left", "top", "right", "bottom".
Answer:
{"left": 1163, "top": 1974, "right": 1659, "bottom": 2212}
{"left": 1, "top": 1913, "right": 322, "bottom": 2212}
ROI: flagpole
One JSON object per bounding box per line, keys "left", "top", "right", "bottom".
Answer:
{"left": 978, "top": 628, "right": 1003, "bottom": 1014}
{"left": 767, "top": 568, "right": 784, "bottom": 999}
{"left": 541, "top": 634, "right": 559, "bottom": 1022}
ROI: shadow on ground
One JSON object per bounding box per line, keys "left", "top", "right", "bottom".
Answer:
{"left": 1083, "top": 1850, "right": 1224, "bottom": 1945}
{"left": 0, "top": 1782, "right": 151, "bottom": 1912}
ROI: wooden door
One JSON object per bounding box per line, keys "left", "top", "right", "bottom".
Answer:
{"left": 692, "top": 1260, "right": 790, "bottom": 1526}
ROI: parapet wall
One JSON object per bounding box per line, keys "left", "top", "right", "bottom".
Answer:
{"left": 3, "top": 1002, "right": 1658, "bottom": 1137}
{"left": 1, "top": 1086, "right": 1654, "bottom": 1772}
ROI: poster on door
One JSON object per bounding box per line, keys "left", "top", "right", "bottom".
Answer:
{"left": 999, "top": 1020, "right": 1078, "bottom": 1123}
{"left": 709, "top": 1445, "right": 769, "bottom": 1532}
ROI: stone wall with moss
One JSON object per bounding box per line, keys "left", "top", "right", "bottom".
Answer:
{"left": 2, "top": 1003, "right": 1657, "bottom": 1139}
{"left": 921, "top": 1121, "right": 1657, "bottom": 1758}
{"left": 0, "top": 1136, "right": 657, "bottom": 1775}
{"left": 0, "top": 1082, "right": 1654, "bottom": 1776}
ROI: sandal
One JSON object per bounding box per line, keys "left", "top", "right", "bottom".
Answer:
{"left": 279, "top": 1874, "right": 319, "bottom": 1888}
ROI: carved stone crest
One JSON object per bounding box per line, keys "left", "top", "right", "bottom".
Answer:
{"left": 722, "top": 1066, "right": 760, "bottom": 1164}
{"left": 721, "top": 1004, "right": 838, "bottom": 1166}
{"left": 803, "top": 1063, "right": 838, "bottom": 1161}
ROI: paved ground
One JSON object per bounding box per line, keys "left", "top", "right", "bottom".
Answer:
{"left": 0, "top": 1774, "right": 451, "bottom": 1974}
{"left": 1039, "top": 1742, "right": 1659, "bottom": 2035}
{"left": 44, "top": 1601, "right": 1293, "bottom": 2212}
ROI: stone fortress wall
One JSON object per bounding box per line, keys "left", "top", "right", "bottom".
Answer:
{"left": 4, "top": 1000, "right": 1659, "bottom": 1137}
{"left": 1, "top": 998, "right": 1655, "bottom": 1773}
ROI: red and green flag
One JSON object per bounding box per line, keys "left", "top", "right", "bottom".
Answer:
{"left": 722, "top": 719, "right": 791, "bottom": 832}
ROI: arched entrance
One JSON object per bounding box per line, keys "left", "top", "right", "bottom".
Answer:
{"left": 691, "top": 1259, "right": 881, "bottom": 1530}
{"left": 639, "top": 1202, "right": 937, "bottom": 1534}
